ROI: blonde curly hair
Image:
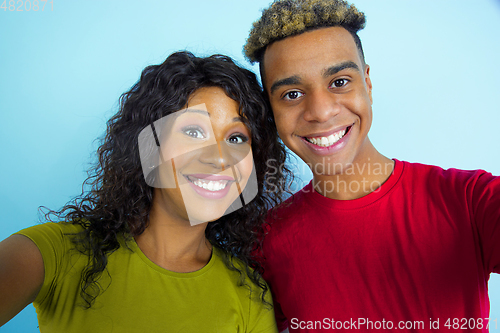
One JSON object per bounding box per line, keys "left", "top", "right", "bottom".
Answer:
{"left": 244, "top": 0, "right": 366, "bottom": 63}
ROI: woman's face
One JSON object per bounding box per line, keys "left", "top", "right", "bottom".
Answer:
{"left": 151, "top": 87, "right": 256, "bottom": 225}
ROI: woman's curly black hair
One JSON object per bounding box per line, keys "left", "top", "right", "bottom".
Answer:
{"left": 46, "top": 51, "right": 292, "bottom": 308}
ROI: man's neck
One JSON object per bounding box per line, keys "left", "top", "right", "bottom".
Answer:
{"left": 312, "top": 143, "right": 394, "bottom": 200}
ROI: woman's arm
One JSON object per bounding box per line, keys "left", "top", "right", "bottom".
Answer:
{"left": 0, "top": 234, "right": 44, "bottom": 326}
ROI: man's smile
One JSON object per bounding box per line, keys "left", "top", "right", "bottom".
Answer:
{"left": 301, "top": 124, "right": 353, "bottom": 148}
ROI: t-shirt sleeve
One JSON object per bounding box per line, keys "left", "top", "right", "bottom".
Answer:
{"left": 469, "top": 171, "right": 500, "bottom": 274}
{"left": 247, "top": 287, "right": 279, "bottom": 333}
{"left": 14, "top": 222, "right": 81, "bottom": 305}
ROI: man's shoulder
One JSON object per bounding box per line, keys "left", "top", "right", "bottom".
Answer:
{"left": 399, "top": 159, "right": 491, "bottom": 183}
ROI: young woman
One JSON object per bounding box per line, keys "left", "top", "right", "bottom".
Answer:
{"left": 0, "top": 51, "right": 289, "bottom": 332}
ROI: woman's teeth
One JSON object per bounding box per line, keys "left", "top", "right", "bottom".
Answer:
{"left": 192, "top": 179, "right": 228, "bottom": 191}
{"left": 306, "top": 128, "right": 348, "bottom": 147}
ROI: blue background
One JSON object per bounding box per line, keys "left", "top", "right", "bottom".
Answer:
{"left": 1, "top": 0, "right": 499, "bottom": 331}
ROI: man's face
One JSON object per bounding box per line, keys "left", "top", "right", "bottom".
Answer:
{"left": 263, "top": 27, "right": 373, "bottom": 175}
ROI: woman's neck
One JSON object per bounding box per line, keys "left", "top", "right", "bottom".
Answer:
{"left": 134, "top": 199, "right": 212, "bottom": 273}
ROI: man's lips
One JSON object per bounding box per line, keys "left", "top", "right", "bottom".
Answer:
{"left": 302, "top": 124, "right": 353, "bottom": 148}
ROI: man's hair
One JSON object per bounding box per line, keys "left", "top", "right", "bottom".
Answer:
{"left": 244, "top": 0, "right": 366, "bottom": 64}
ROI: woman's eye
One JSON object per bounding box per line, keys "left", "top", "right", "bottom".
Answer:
{"left": 331, "top": 78, "right": 349, "bottom": 88}
{"left": 227, "top": 134, "right": 248, "bottom": 144}
{"left": 283, "top": 90, "right": 304, "bottom": 101}
{"left": 182, "top": 126, "right": 205, "bottom": 139}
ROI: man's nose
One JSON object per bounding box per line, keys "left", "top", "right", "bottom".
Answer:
{"left": 302, "top": 89, "right": 342, "bottom": 123}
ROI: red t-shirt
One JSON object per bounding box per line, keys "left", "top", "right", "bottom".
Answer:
{"left": 263, "top": 160, "right": 500, "bottom": 332}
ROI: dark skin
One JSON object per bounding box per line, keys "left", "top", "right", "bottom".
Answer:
{"left": 0, "top": 87, "right": 255, "bottom": 326}
{"left": 0, "top": 235, "right": 44, "bottom": 326}
{"left": 262, "top": 26, "right": 394, "bottom": 200}
{"left": 136, "top": 87, "right": 252, "bottom": 272}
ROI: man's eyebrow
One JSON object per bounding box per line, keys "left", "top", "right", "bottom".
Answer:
{"left": 323, "top": 61, "right": 360, "bottom": 77}
{"left": 269, "top": 62, "right": 360, "bottom": 94}
{"left": 270, "top": 75, "right": 301, "bottom": 94}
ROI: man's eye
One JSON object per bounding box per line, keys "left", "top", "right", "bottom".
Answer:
{"left": 331, "top": 78, "right": 349, "bottom": 88}
{"left": 283, "top": 91, "right": 304, "bottom": 101}
{"left": 182, "top": 126, "right": 205, "bottom": 139}
{"left": 227, "top": 134, "right": 248, "bottom": 144}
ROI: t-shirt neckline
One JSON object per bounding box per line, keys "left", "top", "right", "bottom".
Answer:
{"left": 129, "top": 238, "right": 217, "bottom": 278}
{"left": 306, "top": 158, "right": 404, "bottom": 210}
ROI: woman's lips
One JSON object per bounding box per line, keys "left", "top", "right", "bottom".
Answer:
{"left": 184, "top": 174, "right": 234, "bottom": 199}
{"left": 188, "top": 174, "right": 234, "bottom": 181}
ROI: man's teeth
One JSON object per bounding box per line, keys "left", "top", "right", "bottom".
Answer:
{"left": 307, "top": 128, "right": 347, "bottom": 147}
{"left": 192, "top": 179, "right": 228, "bottom": 191}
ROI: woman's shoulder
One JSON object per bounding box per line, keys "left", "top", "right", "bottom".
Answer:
{"left": 14, "top": 222, "right": 89, "bottom": 272}
{"left": 18, "top": 221, "right": 83, "bottom": 233}
{"left": 13, "top": 222, "right": 89, "bottom": 307}
{"left": 15, "top": 221, "right": 84, "bottom": 247}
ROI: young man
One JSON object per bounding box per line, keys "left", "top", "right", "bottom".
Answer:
{"left": 244, "top": 0, "right": 500, "bottom": 332}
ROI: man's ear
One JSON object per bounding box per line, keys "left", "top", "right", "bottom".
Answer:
{"left": 364, "top": 64, "right": 373, "bottom": 104}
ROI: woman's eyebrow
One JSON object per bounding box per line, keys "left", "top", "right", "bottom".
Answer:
{"left": 179, "top": 108, "right": 210, "bottom": 117}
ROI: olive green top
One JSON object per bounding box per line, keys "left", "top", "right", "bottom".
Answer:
{"left": 17, "top": 222, "right": 277, "bottom": 333}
